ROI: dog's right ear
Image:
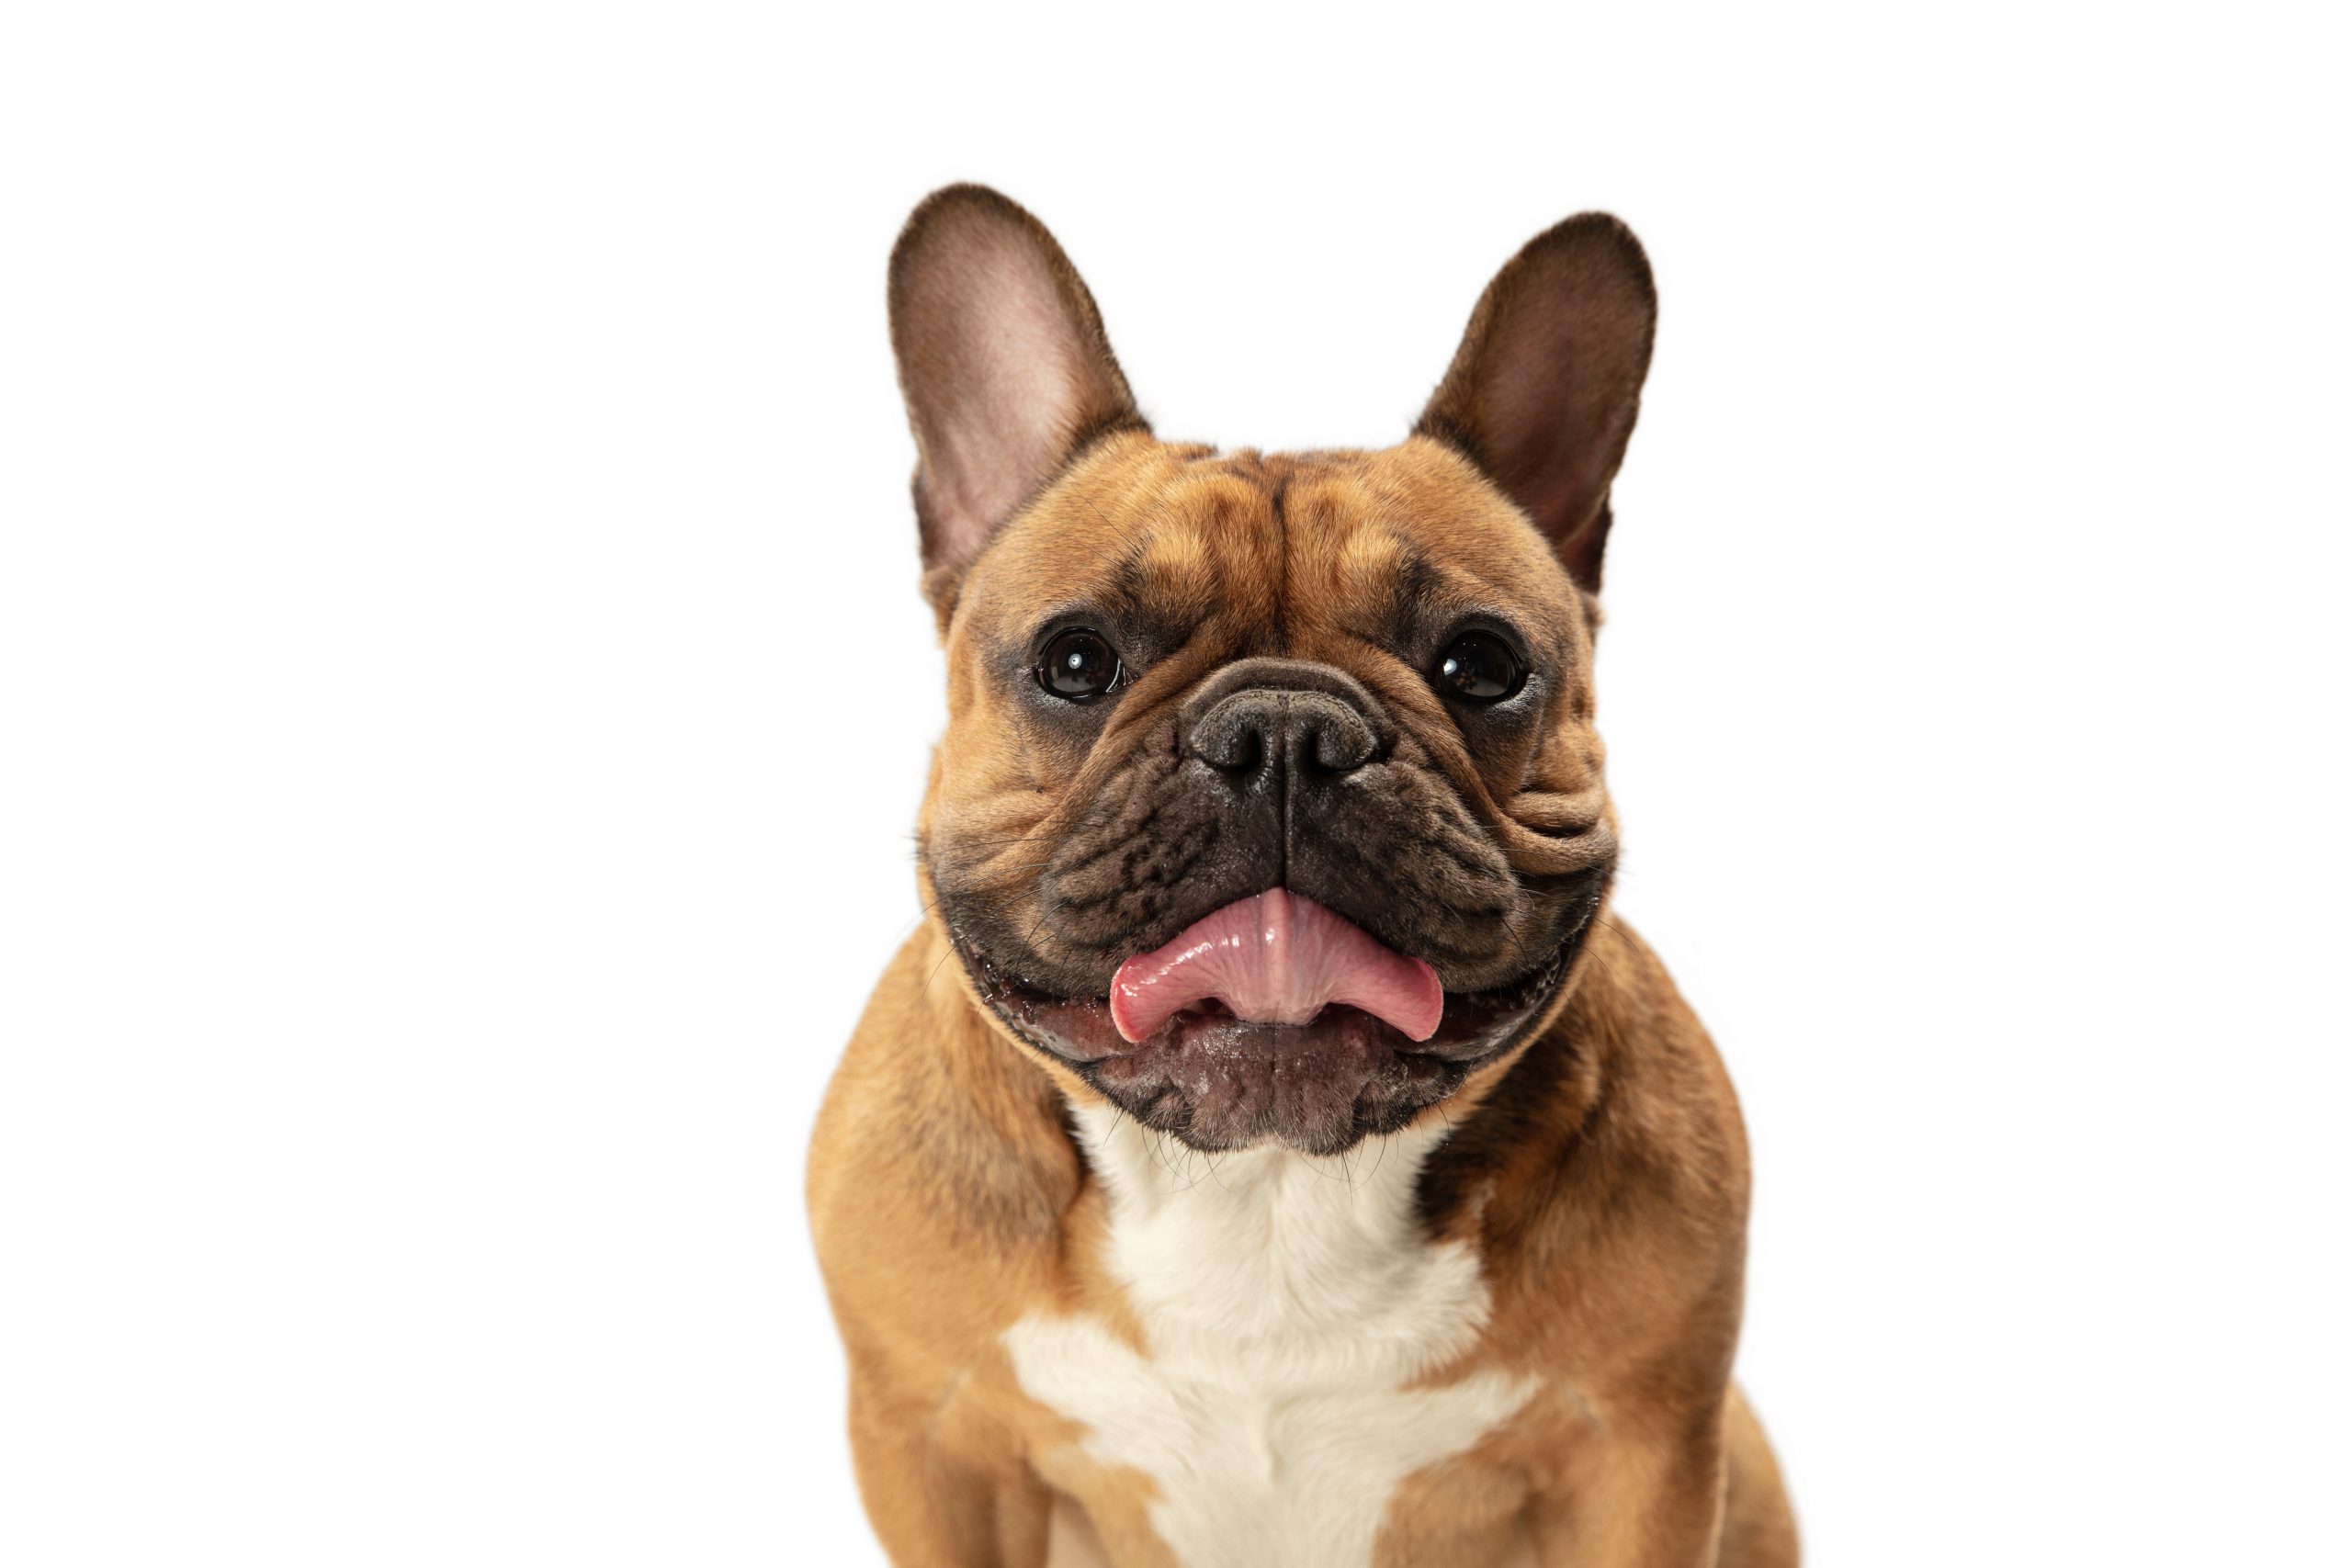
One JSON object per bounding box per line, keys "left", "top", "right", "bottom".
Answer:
{"left": 888, "top": 185, "right": 1146, "bottom": 620}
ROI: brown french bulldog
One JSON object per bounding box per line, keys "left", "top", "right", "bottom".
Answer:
{"left": 809, "top": 184, "right": 1798, "bottom": 1568}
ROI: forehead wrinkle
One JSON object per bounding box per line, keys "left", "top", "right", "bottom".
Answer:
{"left": 1321, "top": 526, "right": 1434, "bottom": 648}
{"left": 1166, "top": 461, "right": 1283, "bottom": 634}
{"left": 1272, "top": 464, "right": 1442, "bottom": 643}
{"left": 1102, "top": 519, "right": 1221, "bottom": 636}
{"left": 1334, "top": 465, "right": 1558, "bottom": 625}
{"left": 1070, "top": 465, "right": 1274, "bottom": 655}
{"left": 1418, "top": 552, "right": 1559, "bottom": 631}
{"left": 992, "top": 459, "right": 1163, "bottom": 623}
{"left": 1288, "top": 476, "right": 1571, "bottom": 660}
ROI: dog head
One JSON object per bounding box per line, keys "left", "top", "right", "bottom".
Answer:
{"left": 891, "top": 186, "right": 1653, "bottom": 1155}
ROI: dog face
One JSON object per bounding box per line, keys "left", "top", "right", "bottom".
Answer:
{"left": 891, "top": 187, "right": 1654, "bottom": 1155}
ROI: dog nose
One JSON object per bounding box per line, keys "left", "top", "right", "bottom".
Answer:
{"left": 1189, "top": 685, "right": 1380, "bottom": 784}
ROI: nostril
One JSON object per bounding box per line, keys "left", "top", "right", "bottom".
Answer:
{"left": 1302, "top": 729, "right": 1371, "bottom": 774}
{"left": 1295, "top": 701, "right": 1378, "bottom": 775}
{"left": 1309, "top": 728, "right": 1357, "bottom": 773}
{"left": 1188, "top": 702, "right": 1269, "bottom": 775}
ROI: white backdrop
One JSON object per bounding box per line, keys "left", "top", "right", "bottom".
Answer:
{"left": 4, "top": 4, "right": 2346, "bottom": 1563}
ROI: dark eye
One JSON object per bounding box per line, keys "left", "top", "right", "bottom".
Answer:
{"left": 1435, "top": 630, "right": 1526, "bottom": 702}
{"left": 1037, "top": 628, "right": 1124, "bottom": 701}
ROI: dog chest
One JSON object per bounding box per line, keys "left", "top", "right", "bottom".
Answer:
{"left": 1003, "top": 1109, "right": 1536, "bottom": 1568}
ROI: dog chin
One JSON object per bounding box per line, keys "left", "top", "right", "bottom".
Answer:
{"left": 949, "top": 927, "right": 1583, "bottom": 1155}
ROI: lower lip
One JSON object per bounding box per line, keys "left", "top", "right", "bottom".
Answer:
{"left": 964, "top": 932, "right": 1577, "bottom": 1074}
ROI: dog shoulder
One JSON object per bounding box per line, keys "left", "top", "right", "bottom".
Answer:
{"left": 808, "top": 926, "right": 1081, "bottom": 1350}
{"left": 1582, "top": 917, "right": 1753, "bottom": 1224}
{"left": 1423, "top": 921, "right": 1753, "bottom": 1379}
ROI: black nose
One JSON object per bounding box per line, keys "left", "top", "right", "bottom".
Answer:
{"left": 1188, "top": 683, "right": 1381, "bottom": 787}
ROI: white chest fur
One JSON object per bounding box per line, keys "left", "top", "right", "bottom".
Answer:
{"left": 1004, "top": 1106, "right": 1535, "bottom": 1568}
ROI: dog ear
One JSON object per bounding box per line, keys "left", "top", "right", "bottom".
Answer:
{"left": 1416, "top": 214, "right": 1657, "bottom": 595}
{"left": 888, "top": 184, "right": 1146, "bottom": 611}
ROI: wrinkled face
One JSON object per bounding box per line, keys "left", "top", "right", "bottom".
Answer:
{"left": 923, "top": 434, "right": 1616, "bottom": 1152}
{"left": 888, "top": 186, "right": 1657, "bottom": 1152}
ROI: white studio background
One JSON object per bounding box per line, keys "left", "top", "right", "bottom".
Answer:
{"left": 3, "top": 4, "right": 2346, "bottom": 1564}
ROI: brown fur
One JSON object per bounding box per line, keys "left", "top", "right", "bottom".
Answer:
{"left": 810, "top": 186, "right": 1796, "bottom": 1565}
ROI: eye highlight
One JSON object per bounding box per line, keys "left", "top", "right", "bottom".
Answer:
{"left": 1036, "top": 627, "right": 1125, "bottom": 701}
{"left": 1434, "top": 629, "right": 1526, "bottom": 703}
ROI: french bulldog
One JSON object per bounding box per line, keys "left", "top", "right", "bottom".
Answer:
{"left": 809, "top": 184, "right": 1797, "bottom": 1568}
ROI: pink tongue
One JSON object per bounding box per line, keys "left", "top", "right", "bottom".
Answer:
{"left": 1108, "top": 888, "right": 1444, "bottom": 1044}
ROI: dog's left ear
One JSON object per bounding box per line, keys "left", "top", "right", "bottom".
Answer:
{"left": 1416, "top": 214, "right": 1657, "bottom": 595}
{"left": 888, "top": 184, "right": 1146, "bottom": 618}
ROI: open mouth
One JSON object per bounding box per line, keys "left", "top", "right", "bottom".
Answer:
{"left": 947, "top": 887, "right": 1586, "bottom": 1153}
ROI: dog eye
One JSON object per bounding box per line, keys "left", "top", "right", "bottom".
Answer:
{"left": 1037, "top": 628, "right": 1125, "bottom": 701}
{"left": 1435, "top": 630, "right": 1525, "bottom": 702}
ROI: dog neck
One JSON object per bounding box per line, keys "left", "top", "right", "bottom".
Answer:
{"left": 1070, "top": 1102, "right": 1495, "bottom": 1385}
{"left": 1004, "top": 1102, "right": 1540, "bottom": 1567}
